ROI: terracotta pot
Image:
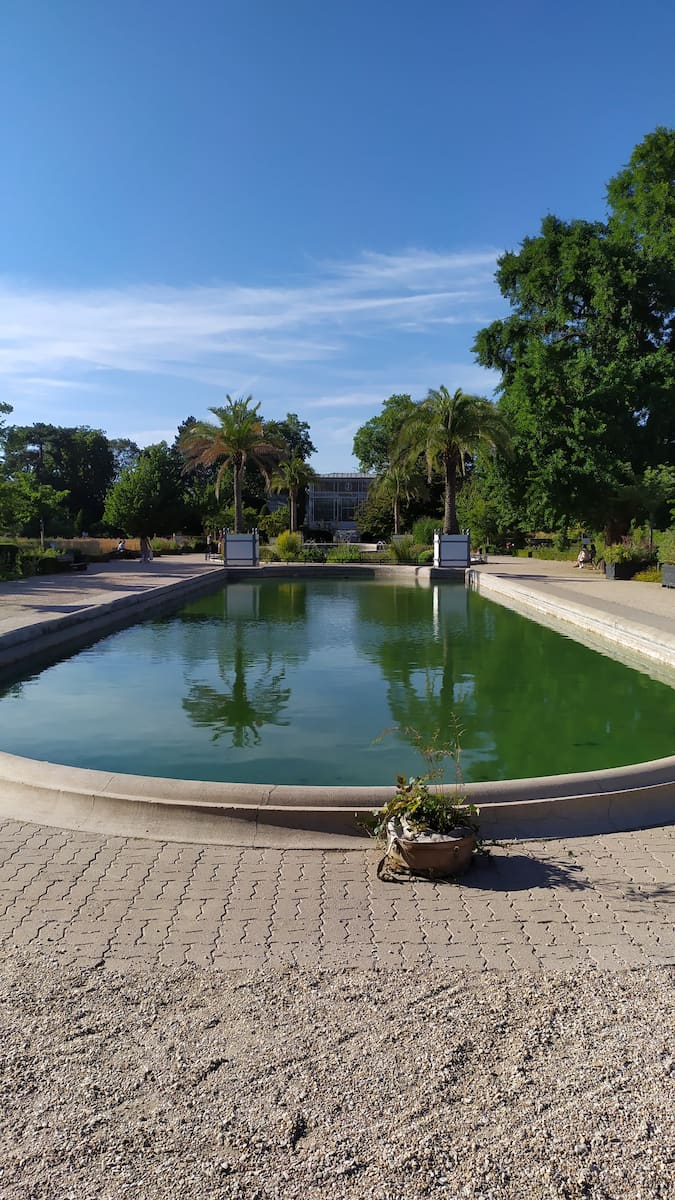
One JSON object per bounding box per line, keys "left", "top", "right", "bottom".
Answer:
{"left": 388, "top": 826, "right": 476, "bottom": 877}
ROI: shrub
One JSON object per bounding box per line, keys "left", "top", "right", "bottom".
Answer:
{"left": 417, "top": 548, "right": 434, "bottom": 565}
{"left": 656, "top": 528, "right": 675, "bottom": 565}
{"left": 604, "top": 538, "right": 656, "bottom": 566}
{"left": 632, "top": 568, "right": 662, "bottom": 583}
{"left": 150, "top": 539, "right": 186, "bottom": 555}
{"left": 412, "top": 518, "right": 438, "bottom": 546}
{"left": 389, "top": 537, "right": 426, "bottom": 564}
{"left": 326, "top": 545, "right": 361, "bottom": 563}
{"left": 300, "top": 546, "right": 327, "bottom": 563}
{"left": 276, "top": 531, "right": 303, "bottom": 561}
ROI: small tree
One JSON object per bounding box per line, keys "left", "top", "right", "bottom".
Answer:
{"left": 269, "top": 455, "right": 316, "bottom": 532}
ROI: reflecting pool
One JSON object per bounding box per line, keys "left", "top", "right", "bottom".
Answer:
{"left": 0, "top": 580, "right": 672, "bottom": 785}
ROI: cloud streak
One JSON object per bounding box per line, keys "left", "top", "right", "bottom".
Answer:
{"left": 0, "top": 248, "right": 500, "bottom": 385}
{"left": 0, "top": 247, "right": 505, "bottom": 469}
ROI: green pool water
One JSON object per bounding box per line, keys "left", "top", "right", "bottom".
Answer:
{"left": 0, "top": 579, "right": 672, "bottom": 785}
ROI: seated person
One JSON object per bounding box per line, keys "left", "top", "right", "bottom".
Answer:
{"left": 576, "top": 547, "right": 590, "bottom": 568}
{"left": 115, "top": 538, "right": 126, "bottom": 557}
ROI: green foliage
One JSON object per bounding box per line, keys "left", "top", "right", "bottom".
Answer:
{"left": 0, "top": 541, "right": 19, "bottom": 579}
{"left": 3, "top": 423, "right": 116, "bottom": 531}
{"left": 150, "top": 539, "right": 190, "bottom": 555}
{"left": 603, "top": 537, "right": 655, "bottom": 565}
{"left": 0, "top": 473, "right": 70, "bottom": 537}
{"left": 275, "top": 530, "right": 303, "bottom": 561}
{"left": 259, "top": 505, "right": 291, "bottom": 538}
{"left": 473, "top": 129, "right": 675, "bottom": 533}
{"left": 103, "top": 443, "right": 189, "bottom": 536}
{"left": 656, "top": 527, "right": 675, "bottom": 565}
{"left": 398, "top": 387, "right": 511, "bottom": 535}
{"left": 412, "top": 517, "right": 438, "bottom": 545}
{"left": 179, "top": 395, "right": 283, "bottom": 533}
{"left": 355, "top": 489, "right": 396, "bottom": 541}
{"left": 417, "top": 548, "right": 434, "bottom": 565}
{"left": 262, "top": 413, "right": 316, "bottom": 463}
{"left": 326, "top": 545, "right": 361, "bottom": 563}
{"left": 352, "top": 394, "right": 415, "bottom": 473}
{"left": 363, "top": 725, "right": 480, "bottom": 843}
{"left": 366, "top": 776, "right": 480, "bottom": 843}
{"left": 632, "top": 568, "right": 662, "bottom": 582}
{"left": 268, "top": 455, "right": 316, "bottom": 533}
{"left": 388, "top": 536, "right": 425, "bottom": 564}
{"left": 300, "top": 545, "right": 327, "bottom": 563}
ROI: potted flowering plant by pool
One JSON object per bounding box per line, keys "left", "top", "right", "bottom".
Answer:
{"left": 365, "top": 725, "right": 480, "bottom": 879}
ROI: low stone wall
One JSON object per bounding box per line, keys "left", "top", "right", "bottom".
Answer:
{"left": 0, "top": 748, "right": 672, "bottom": 847}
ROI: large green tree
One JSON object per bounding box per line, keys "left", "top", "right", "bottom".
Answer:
{"left": 103, "top": 443, "right": 191, "bottom": 536}
{"left": 179, "top": 396, "right": 282, "bottom": 533}
{"left": 4, "top": 423, "right": 115, "bottom": 531}
{"left": 263, "top": 413, "right": 316, "bottom": 462}
{"left": 473, "top": 128, "right": 675, "bottom": 535}
{"left": 352, "top": 394, "right": 415, "bottom": 473}
{"left": 398, "top": 387, "right": 510, "bottom": 535}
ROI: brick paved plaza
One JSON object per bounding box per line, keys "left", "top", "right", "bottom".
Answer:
{"left": 1, "top": 818, "right": 673, "bottom": 972}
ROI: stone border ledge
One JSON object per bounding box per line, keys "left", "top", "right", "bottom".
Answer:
{"left": 0, "top": 748, "right": 672, "bottom": 847}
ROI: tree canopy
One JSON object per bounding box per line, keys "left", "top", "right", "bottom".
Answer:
{"left": 3, "top": 423, "right": 116, "bottom": 533}
{"left": 103, "top": 443, "right": 192, "bottom": 536}
{"left": 473, "top": 127, "right": 675, "bottom": 536}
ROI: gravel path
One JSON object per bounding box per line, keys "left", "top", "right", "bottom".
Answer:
{"left": 0, "top": 953, "right": 673, "bottom": 1199}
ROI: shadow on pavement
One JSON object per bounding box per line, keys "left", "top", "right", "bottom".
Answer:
{"left": 444, "top": 851, "right": 588, "bottom": 893}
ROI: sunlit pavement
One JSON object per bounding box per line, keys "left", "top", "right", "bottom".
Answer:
{"left": 0, "top": 819, "right": 673, "bottom": 971}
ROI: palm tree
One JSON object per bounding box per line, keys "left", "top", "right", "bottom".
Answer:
{"left": 269, "top": 454, "right": 316, "bottom": 533}
{"left": 179, "top": 395, "right": 281, "bottom": 533}
{"left": 398, "top": 387, "right": 510, "bottom": 535}
{"left": 370, "top": 463, "right": 421, "bottom": 536}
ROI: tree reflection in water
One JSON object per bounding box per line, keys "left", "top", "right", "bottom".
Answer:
{"left": 183, "top": 634, "right": 290, "bottom": 746}
{"left": 181, "top": 583, "right": 305, "bottom": 748}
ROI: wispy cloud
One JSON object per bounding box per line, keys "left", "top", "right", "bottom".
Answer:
{"left": 0, "top": 247, "right": 505, "bottom": 469}
{"left": 0, "top": 248, "right": 500, "bottom": 385}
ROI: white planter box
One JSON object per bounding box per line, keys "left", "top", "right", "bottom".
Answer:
{"left": 222, "top": 531, "right": 259, "bottom": 566}
{"left": 433, "top": 532, "right": 470, "bottom": 569}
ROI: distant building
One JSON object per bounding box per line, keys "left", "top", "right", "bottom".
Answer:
{"left": 306, "top": 473, "right": 373, "bottom": 537}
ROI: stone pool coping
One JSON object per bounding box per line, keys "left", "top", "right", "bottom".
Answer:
{"left": 0, "top": 748, "right": 673, "bottom": 848}
{"left": 0, "top": 556, "right": 673, "bottom": 846}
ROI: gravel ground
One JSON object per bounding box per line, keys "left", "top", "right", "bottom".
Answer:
{"left": 0, "top": 952, "right": 673, "bottom": 1200}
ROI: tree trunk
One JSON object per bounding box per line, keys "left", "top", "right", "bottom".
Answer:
{"left": 444, "top": 457, "right": 458, "bottom": 535}
{"left": 289, "top": 489, "right": 298, "bottom": 533}
{"left": 393, "top": 495, "right": 401, "bottom": 536}
{"left": 233, "top": 459, "right": 243, "bottom": 533}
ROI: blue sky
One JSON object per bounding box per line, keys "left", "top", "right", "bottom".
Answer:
{"left": 1, "top": 0, "right": 673, "bottom": 470}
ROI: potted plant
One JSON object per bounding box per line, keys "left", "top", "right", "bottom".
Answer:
{"left": 365, "top": 726, "right": 480, "bottom": 880}
{"left": 658, "top": 528, "right": 675, "bottom": 589}
{"left": 603, "top": 540, "right": 653, "bottom": 580}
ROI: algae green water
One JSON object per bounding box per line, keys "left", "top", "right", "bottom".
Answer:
{"left": 0, "top": 579, "right": 672, "bottom": 785}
